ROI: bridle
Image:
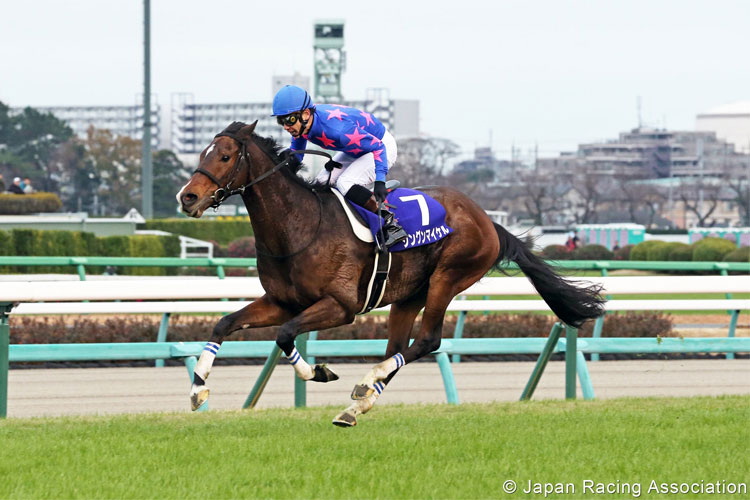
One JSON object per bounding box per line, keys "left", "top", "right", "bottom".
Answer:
{"left": 193, "top": 131, "right": 293, "bottom": 209}
{"left": 192, "top": 131, "right": 336, "bottom": 259}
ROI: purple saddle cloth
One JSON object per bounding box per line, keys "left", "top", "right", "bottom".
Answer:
{"left": 347, "top": 188, "right": 453, "bottom": 252}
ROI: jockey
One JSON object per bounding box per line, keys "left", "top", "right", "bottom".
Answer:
{"left": 272, "top": 85, "right": 407, "bottom": 248}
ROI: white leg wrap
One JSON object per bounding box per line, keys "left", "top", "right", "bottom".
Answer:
{"left": 194, "top": 342, "right": 219, "bottom": 381}
{"left": 287, "top": 347, "right": 314, "bottom": 380}
{"left": 361, "top": 353, "right": 405, "bottom": 387}
{"left": 346, "top": 391, "right": 380, "bottom": 417}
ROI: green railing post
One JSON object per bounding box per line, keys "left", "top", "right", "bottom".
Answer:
{"left": 591, "top": 316, "right": 605, "bottom": 362}
{"left": 452, "top": 309, "right": 467, "bottom": 364}
{"left": 521, "top": 322, "right": 563, "bottom": 400}
{"left": 307, "top": 331, "right": 318, "bottom": 365}
{"left": 0, "top": 302, "right": 11, "bottom": 418}
{"left": 76, "top": 264, "right": 87, "bottom": 281}
{"left": 435, "top": 352, "right": 459, "bottom": 404}
{"left": 576, "top": 351, "right": 595, "bottom": 400}
{"left": 243, "top": 345, "right": 282, "bottom": 409}
{"left": 155, "top": 313, "right": 170, "bottom": 367}
{"left": 565, "top": 325, "right": 578, "bottom": 399}
{"left": 727, "top": 310, "right": 739, "bottom": 361}
{"left": 216, "top": 265, "right": 226, "bottom": 280}
{"left": 294, "top": 333, "right": 308, "bottom": 408}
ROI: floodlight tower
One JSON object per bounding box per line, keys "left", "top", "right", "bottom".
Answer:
{"left": 313, "top": 20, "right": 345, "bottom": 102}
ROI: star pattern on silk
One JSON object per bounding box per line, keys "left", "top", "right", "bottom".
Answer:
{"left": 325, "top": 108, "right": 348, "bottom": 121}
{"left": 372, "top": 148, "right": 384, "bottom": 163}
{"left": 316, "top": 131, "right": 336, "bottom": 148}
{"left": 368, "top": 135, "right": 382, "bottom": 147}
{"left": 344, "top": 128, "right": 367, "bottom": 147}
{"left": 347, "top": 147, "right": 363, "bottom": 155}
{"left": 360, "top": 111, "right": 375, "bottom": 127}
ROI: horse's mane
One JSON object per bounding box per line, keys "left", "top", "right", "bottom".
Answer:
{"left": 221, "top": 121, "right": 331, "bottom": 193}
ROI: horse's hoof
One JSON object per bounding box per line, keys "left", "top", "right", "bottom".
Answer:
{"left": 311, "top": 364, "right": 339, "bottom": 383}
{"left": 332, "top": 411, "right": 357, "bottom": 427}
{"left": 351, "top": 384, "right": 374, "bottom": 400}
{"left": 190, "top": 386, "right": 209, "bottom": 411}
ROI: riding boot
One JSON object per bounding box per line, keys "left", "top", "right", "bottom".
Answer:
{"left": 362, "top": 196, "right": 408, "bottom": 248}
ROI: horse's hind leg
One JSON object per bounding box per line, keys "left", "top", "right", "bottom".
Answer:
{"left": 332, "top": 296, "right": 424, "bottom": 427}
{"left": 275, "top": 296, "right": 354, "bottom": 383}
{"left": 190, "top": 295, "right": 292, "bottom": 411}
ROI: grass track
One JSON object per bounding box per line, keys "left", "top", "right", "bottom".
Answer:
{"left": 1, "top": 397, "right": 749, "bottom": 499}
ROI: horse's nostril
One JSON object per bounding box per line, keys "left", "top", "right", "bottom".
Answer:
{"left": 182, "top": 192, "right": 198, "bottom": 206}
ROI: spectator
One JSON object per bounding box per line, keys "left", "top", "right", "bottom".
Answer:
{"left": 22, "top": 177, "right": 34, "bottom": 194}
{"left": 565, "top": 237, "right": 576, "bottom": 252}
{"left": 572, "top": 235, "right": 580, "bottom": 249}
{"left": 8, "top": 177, "right": 24, "bottom": 195}
{"left": 0, "top": 174, "right": 5, "bottom": 193}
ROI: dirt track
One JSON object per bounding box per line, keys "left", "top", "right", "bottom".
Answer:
{"left": 7, "top": 359, "right": 750, "bottom": 418}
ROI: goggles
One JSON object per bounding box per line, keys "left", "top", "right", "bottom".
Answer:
{"left": 276, "top": 113, "right": 300, "bottom": 127}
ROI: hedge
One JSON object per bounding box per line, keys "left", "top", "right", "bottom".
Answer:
{"left": 144, "top": 218, "right": 252, "bottom": 244}
{"left": 629, "top": 240, "right": 662, "bottom": 261}
{"left": 667, "top": 243, "right": 693, "bottom": 261}
{"left": 572, "top": 244, "right": 613, "bottom": 260}
{"left": 2, "top": 229, "right": 180, "bottom": 275}
{"left": 646, "top": 241, "right": 686, "bottom": 261}
{"left": 691, "top": 237, "right": 737, "bottom": 262}
{"left": 0, "top": 192, "right": 63, "bottom": 215}
{"left": 540, "top": 244, "right": 572, "bottom": 260}
{"left": 722, "top": 246, "right": 749, "bottom": 263}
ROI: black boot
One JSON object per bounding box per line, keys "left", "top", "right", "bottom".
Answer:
{"left": 381, "top": 210, "right": 407, "bottom": 248}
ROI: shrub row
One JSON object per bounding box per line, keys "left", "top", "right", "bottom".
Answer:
{"left": 0, "top": 229, "right": 180, "bottom": 275}
{"left": 541, "top": 244, "right": 615, "bottom": 261}
{"left": 0, "top": 192, "right": 63, "bottom": 215}
{"left": 9, "top": 312, "right": 673, "bottom": 345}
{"left": 629, "top": 237, "right": 745, "bottom": 262}
{"left": 144, "top": 217, "right": 253, "bottom": 244}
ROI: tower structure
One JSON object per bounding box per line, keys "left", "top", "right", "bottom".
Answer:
{"left": 313, "top": 20, "right": 345, "bottom": 102}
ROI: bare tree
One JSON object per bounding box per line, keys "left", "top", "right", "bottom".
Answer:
{"left": 724, "top": 164, "right": 750, "bottom": 225}
{"left": 618, "top": 179, "right": 666, "bottom": 227}
{"left": 395, "top": 137, "right": 460, "bottom": 186}
{"left": 677, "top": 178, "right": 721, "bottom": 227}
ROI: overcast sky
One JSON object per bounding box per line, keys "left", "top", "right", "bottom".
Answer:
{"left": 2, "top": 0, "right": 748, "bottom": 159}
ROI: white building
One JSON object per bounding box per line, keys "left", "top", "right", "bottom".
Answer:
{"left": 696, "top": 100, "right": 750, "bottom": 154}
{"left": 14, "top": 104, "right": 161, "bottom": 149}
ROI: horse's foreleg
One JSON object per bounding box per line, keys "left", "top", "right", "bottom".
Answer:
{"left": 275, "top": 296, "right": 352, "bottom": 383}
{"left": 190, "top": 295, "right": 292, "bottom": 411}
{"left": 333, "top": 298, "right": 423, "bottom": 427}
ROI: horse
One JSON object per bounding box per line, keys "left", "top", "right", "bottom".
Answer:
{"left": 176, "top": 121, "right": 605, "bottom": 426}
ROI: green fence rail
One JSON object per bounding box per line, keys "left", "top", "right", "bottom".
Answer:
{"left": 4, "top": 328, "right": 750, "bottom": 417}
{"left": 0, "top": 256, "right": 258, "bottom": 280}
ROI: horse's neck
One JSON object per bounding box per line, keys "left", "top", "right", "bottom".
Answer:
{"left": 242, "top": 168, "right": 317, "bottom": 255}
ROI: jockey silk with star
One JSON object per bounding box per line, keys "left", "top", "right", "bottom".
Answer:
{"left": 290, "top": 104, "right": 397, "bottom": 195}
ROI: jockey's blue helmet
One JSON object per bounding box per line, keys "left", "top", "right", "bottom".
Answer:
{"left": 271, "top": 85, "right": 314, "bottom": 116}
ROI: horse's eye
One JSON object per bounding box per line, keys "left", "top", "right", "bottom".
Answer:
{"left": 221, "top": 155, "right": 230, "bottom": 162}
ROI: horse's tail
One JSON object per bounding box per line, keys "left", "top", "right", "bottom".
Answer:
{"left": 492, "top": 223, "right": 605, "bottom": 327}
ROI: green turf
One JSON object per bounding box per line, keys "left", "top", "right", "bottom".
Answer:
{"left": 1, "top": 397, "right": 749, "bottom": 499}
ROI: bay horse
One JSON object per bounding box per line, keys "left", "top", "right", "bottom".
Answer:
{"left": 177, "top": 121, "right": 605, "bottom": 426}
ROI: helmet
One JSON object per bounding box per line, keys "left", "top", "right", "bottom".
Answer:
{"left": 271, "top": 85, "right": 314, "bottom": 116}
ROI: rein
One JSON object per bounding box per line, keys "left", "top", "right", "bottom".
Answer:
{"left": 192, "top": 131, "right": 336, "bottom": 259}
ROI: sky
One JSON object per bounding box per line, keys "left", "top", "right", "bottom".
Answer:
{"left": 2, "top": 0, "right": 749, "bottom": 160}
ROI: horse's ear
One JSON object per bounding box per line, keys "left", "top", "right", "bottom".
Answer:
{"left": 240, "top": 121, "right": 258, "bottom": 137}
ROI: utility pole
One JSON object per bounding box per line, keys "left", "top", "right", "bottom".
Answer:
{"left": 697, "top": 138, "right": 704, "bottom": 223}
{"left": 141, "top": 0, "right": 153, "bottom": 219}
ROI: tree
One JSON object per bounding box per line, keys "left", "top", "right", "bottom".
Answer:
{"left": 82, "top": 126, "right": 141, "bottom": 215}
{"left": 153, "top": 149, "right": 191, "bottom": 217}
{"left": 395, "top": 137, "right": 460, "bottom": 186}
{"left": 677, "top": 178, "right": 721, "bottom": 227}
{"left": 618, "top": 179, "right": 666, "bottom": 227}
{"left": 0, "top": 101, "right": 74, "bottom": 192}
{"left": 724, "top": 164, "right": 750, "bottom": 226}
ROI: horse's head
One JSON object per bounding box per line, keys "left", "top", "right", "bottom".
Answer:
{"left": 177, "top": 121, "right": 257, "bottom": 218}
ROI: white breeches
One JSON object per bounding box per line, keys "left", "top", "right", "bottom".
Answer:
{"left": 315, "top": 130, "right": 398, "bottom": 196}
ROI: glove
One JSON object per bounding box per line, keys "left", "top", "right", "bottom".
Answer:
{"left": 324, "top": 159, "right": 342, "bottom": 172}
{"left": 373, "top": 180, "right": 387, "bottom": 202}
